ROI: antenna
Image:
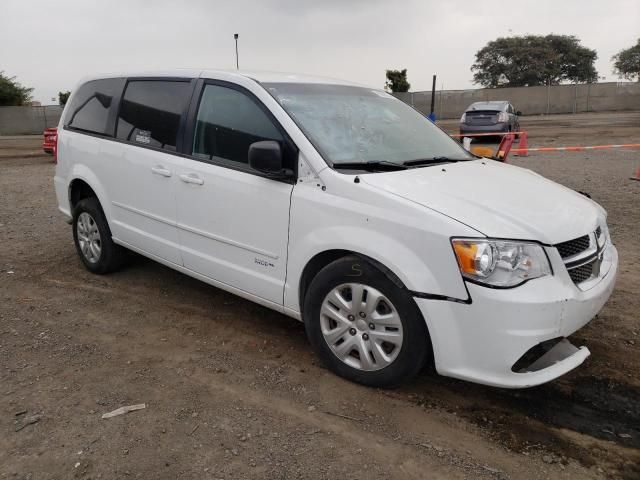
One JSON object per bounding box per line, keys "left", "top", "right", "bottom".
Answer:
{"left": 234, "top": 34, "right": 239, "bottom": 70}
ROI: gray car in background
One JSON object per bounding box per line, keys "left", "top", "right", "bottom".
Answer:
{"left": 459, "top": 101, "right": 521, "bottom": 139}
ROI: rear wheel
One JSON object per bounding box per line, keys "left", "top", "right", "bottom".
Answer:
{"left": 303, "top": 256, "right": 431, "bottom": 387}
{"left": 72, "top": 197, "right": 126, "bottom": 274}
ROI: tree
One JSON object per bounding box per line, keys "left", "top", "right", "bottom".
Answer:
{"left": 612, "top": 39, "right": 640, "bottom": 81}
{"left": 0, "top": 72, "right": 33, "bottom": 106}
{"left": 471, "top": 35, "right": 598, "bottom": 87}
{"left": 385, "top": 69, "right": 410, "bottom": 92}
{"left": 58, "top": 91, "right": 71, "bottom": 106}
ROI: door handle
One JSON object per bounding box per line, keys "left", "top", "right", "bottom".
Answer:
{"left": 179, "top": 173, "right": 204, "bottom": 185}
{"left": 151, "top": 165, "right": 172, "bottom": 177}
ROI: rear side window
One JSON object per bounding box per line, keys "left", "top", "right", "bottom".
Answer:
{"left": 192, "top": 84, "right": 283, "bottom": 165}
{"left": 64, "top": 78, "right": 124, "bottom": 135}
{"left": 116, "top": 80, "right": 191, "bottom": 151}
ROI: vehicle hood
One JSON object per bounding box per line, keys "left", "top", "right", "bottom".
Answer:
{"left": 361, "top": 160, "right": 604, "bottom": 244}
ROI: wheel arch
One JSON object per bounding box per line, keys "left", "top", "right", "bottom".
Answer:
{"left": 298, "top": 248, "right": 436, "bottom": 373}
{"left": 66, "top": 166, "right": 112, "bottom": 221}
{"left": 69, "top": 178, "right": 98, "bottom": 212}
{"left": 298, "top": 249, "right": 409, "bottom": 318}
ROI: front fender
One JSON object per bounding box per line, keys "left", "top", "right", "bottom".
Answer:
{"left": 284, "top": 178, "right": 479, "bottom": 314}
{"left": 284, "top": 224, "right": 469, "bottom": 314}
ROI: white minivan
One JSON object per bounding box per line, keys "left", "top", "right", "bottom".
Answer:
{"left": 54, "top": 70, "right": 617, "bottom": 388}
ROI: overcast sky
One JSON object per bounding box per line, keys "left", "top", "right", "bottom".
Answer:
{"left": 1, "top": 0, "right": 638, "bottom": 104}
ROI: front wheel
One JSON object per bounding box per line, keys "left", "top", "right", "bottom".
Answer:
{"left": 303, "top": 256, "right": 431, "bottom": 387}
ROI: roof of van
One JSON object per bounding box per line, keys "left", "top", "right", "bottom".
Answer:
{"left": 226, "top": 70, "right": 362, "bottom": 86}
{"left": 78, "top": 69, "right": 364, "bottom": 87}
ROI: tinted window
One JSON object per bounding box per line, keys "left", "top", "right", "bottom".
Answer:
{"left": 116, "top": 80, "right": 191, "bottom": 151}
{"left": 64, "top": 78, "right": 124, "bottom": 135}
{"left": 468, "top": 102, "right": 508, "bottom": 111}
{"left": 192, "top": 84, "right": 283, "bottom": 166}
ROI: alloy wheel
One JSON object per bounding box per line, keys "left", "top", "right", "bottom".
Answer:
{"left": 320, "top": 283, "right": 403, "bottom": 371}
{"left": 76, "top": 212, "right": 102, "bottom": 263}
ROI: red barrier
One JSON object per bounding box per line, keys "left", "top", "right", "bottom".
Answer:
{"left": 43, "top": 127, "right": 57, "bottom": 153}
{"left": 631, "top": 165, "right": 640, "bottom": 181}
{"left": 510, "top": 143, "right": 640, "bottom": 153}
{"left": 495, "top": 133, "right": 515, "bottom": 162}
{"left": 454, "top": 130, "right": 529, "bottom": 157}
{"left": 42, "top": 127, "right": 57, "bottom": 162}
{"left": 450, "top": 131, "right": 525, "bottom": 138}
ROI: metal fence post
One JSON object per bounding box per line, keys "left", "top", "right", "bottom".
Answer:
{"left": 546, "top": 83, "right": 550, "bottom": 115}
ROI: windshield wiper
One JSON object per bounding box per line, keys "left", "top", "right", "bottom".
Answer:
{"left": 332, "top": 157, "right": 472, "bottom": 172}
{"left": 332, "top": 160, "right": 408, "bottom": 172}
{"left": 402, "top": 156, "right": 472, "bottom": 167}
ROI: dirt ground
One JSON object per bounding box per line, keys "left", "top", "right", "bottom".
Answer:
{"left": 1, "top": 111, "right": 639, "bottom": 480}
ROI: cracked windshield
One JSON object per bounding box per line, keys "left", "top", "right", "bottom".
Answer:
{"left": 264, "top": 83, "right": 472, "bottom": 166}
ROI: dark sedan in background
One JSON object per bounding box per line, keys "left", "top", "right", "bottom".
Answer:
{"left": 459, "top": 101, "right": 521, "bottom": 139}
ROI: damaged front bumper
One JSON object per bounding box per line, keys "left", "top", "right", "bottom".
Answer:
{"left": 415, "top": 243, "right": 617, "bottom": 388}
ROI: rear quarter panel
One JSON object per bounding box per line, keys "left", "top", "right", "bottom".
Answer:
{"left": 55, "top": 129, "right": 114, "bottom": 221}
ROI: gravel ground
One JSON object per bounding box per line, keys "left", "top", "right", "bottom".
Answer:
{"left": 1, "top": 111, "right": 639, "bottom": 479}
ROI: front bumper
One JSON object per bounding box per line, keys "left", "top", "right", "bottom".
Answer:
{"left": 415, "top": 243, "right": 618, "bottom": 388}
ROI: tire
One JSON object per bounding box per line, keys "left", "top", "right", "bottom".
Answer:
{"left": 72, "top": 197, "right": 126, "bottom": 274}
{"left": 303, "top": 255, "right": 431, "bottom": 387}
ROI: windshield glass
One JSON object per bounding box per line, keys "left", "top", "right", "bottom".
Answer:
{"left": 468, "top": 102, "right": 505, "bottom": 111}
{"left": 263, "top": 82, "right": 473, "bottom": 166}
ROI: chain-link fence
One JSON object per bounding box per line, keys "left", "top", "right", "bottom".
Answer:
{"left": 0, "top": 105, "right": 63, "bottom": 135}
{"left": 394, "top": 82, "right": 640, "bottom": 119}
{"left": 1, "top": 83, "right": 639, "bottom": 135}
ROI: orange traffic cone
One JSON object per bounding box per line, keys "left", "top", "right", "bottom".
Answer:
{"left": 631, "top": 164, "right": 640, "bottom": 181}
{"left": 517, "top": 131, "right": 528, "bottom": 156}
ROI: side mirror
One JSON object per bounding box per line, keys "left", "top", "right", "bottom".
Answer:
{"left": 248, "top": 140, "right": 285, "bottom": 175}
{"left": 516, "top": 110, "right": 522, "bottom": 116}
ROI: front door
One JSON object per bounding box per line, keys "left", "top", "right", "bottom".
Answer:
{"left": 176, "top": 82, "right": 296, "bottom": 304}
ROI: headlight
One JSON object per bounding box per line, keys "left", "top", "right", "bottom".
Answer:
{"left": 451, "top": 238, "right": 551, "bottom": 287}
{"left": 596, "top": 221, "right": 609, "bottom": 249}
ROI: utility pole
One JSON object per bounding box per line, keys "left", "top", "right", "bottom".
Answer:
{"left": 234, "top": 33, "right": 239, "bottom": 70}
{"left": 429, "top": 74, "right": 437, "bottom": 122}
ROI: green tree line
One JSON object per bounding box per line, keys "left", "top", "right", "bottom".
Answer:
{"left": 385, "top": 36, "right": 640, "bottom": 92}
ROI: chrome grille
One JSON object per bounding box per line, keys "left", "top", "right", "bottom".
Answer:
{"left": 555, "top": 227, "right": 604, "bottom": 287}
{"left": 555, "top": 235, "right": 590, "bottom": 259}
{"left": 568, "top": 261, "right": 594, "bottom": 284}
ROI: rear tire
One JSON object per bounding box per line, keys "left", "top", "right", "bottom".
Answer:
{"left": 72, "top": 197, "right": 126, "bottom": 274}
{"left": 303, "top": 255, "right": 431, "bottom": 387}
